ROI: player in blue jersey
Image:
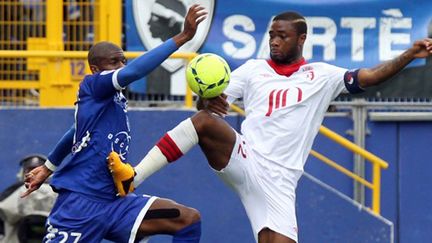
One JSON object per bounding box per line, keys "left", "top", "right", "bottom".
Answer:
{"left": 21, "top": 4, "right": 206, "bottom": 243}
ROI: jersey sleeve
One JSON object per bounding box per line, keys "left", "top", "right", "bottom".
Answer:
{"left": 117, "top": 38, "right": 178, "bottom": 87}
{"left": 45, "top": 125, "right": 75, "bottom": 171}
{"left": 224, "top": 60, "right": 253, "bottom": 105}
{"left": 322, "top": 63, "right": 350, "bottom": 99}
{"left": 87, "top": 69, "right": 122, "bottom": 100}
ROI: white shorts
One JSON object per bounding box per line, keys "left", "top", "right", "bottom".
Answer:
{"left": 214, "top": 132, "right": 302, "bottom": 242}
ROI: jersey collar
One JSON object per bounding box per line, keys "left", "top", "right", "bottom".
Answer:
{"left": 266, "top": 58, "right": 307, "bottom": 77}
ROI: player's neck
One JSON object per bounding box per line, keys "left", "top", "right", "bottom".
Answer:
{"left": 267, "top": 58, "right": 306, "bottom": 77}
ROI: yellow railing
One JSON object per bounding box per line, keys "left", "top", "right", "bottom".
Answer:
{"left": 0, "top": 0, "right": 200, "bottom": 107}
{"left": 0, "top": 50, "right": 197, "bottom": 107}
{"left": 230, "top": 104, "right": 389, "bottom": 215}
{"left": 0, "top": 0, "right": 122, "bottom": 107}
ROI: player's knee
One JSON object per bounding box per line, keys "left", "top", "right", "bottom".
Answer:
{"left": 174, "top": 208, "right": 201, "bottom": 242}
{"left": 181, "top": 206, "right": 201, "bottom": 226}
{"left": 191, "top": 110, "right": 220, "bottom": 135}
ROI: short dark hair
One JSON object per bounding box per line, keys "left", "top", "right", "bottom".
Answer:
{"left": 87, "top": 41, "right": 122, "bottom": 66}
{"left": 273, "top": 11, "right": 307, "bottom": 35}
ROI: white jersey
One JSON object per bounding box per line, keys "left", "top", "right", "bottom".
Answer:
{"left": 225, "top": 59, "right": 347, "bottom": 171}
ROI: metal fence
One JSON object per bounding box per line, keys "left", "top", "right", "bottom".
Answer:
{"left": 0, "top": 1, "right": 43, "bottom": 106}
{"left": 0, "top": 0, "right": 120, "bottom": 107}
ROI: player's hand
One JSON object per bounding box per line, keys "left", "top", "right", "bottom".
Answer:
{"left": 173, "top": 4, "right": 207, "bottom": 46}
{"left": 21, "top": 165, "right": 52, "bottom": 198}
{"left": 107, "top": 151, "right": 135, "bottom": 197}
{"left": 411, "top": 38, "right": 432, "bottom": 58}
{"left": 200, "top": 94, "right": 229, "bottom": 117}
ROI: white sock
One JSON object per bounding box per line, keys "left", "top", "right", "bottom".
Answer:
{"left": 133, "top": 146, "right": 167, "bottom": 186}
{"left": 134, "top": 118, "right": 198, "bottom": 187}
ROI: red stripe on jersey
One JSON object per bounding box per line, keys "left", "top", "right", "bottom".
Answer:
{"left": 156, "top": 134, "right": 183, "bottom": 162}
{"left": 296, "top": 87, "right": 303, "bottom": 102}
{"left": 265, "top": 90, "right": 276, "bottom": 116}
{"left": 275, "top": 89, "right": 282, "bottom": 109}
{"left": 282, "top": 89, "right": 289, "bottom": 107}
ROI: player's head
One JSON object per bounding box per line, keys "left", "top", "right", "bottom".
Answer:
{"left": 88, "top": 41, "right": 126, "bottom": 74}
{"left": 269, "top": 11, "right": 307, "bottom": 64}
{"left": 17, "top": 154, "right": 47, "bottom": 181}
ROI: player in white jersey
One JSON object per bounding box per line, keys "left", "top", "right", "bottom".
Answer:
{"left": 108, "top": 11, "right": 432, "bottom": 243}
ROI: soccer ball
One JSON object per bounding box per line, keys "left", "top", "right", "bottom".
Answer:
{"left": 186, "top": 53, "right": 230, "bottom": 99}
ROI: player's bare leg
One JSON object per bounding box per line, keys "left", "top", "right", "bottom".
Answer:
{"left": 191, "top": 110, "right": 237, "bottom": 171}
{"left": 258, "top": 228, "right": 296, "bottom": 243}
{"left": 136, "top": 198, "right": 201, "bottom": 241}
{"left": 107, "top": 107, "right": 233, "bottom": 240}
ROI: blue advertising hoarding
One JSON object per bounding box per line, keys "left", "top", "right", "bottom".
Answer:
{"left": 125, "top": 0, "right": 431, "bottom": 95}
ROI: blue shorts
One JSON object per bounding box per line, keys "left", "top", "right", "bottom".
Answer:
{"left": 44, "top": 190, "right": 157, "bottom": 243}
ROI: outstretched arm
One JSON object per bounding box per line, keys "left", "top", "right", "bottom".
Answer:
{"left": 358, "top": 38, "right": 432, "bottom": 87}
{"left": 117, "top": 4, "right": 207, "bottom": 87}
{"left": 21, "top": 125, "right": 75, "bottom": 198}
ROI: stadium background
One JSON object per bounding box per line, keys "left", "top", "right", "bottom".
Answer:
{"left": 1, "top": 0, "right": 432, "bottom": 242}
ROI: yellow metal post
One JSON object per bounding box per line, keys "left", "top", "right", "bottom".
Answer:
{"left": 372, "top": 163, "right": 381, "bottom": 214}
{"left": 36, "top": 0, "right": 77, "bottom": 107}
{"left": 46, "top": 0, "right": 63, "bottom": 51}
{"left": 94, "top": 0, "right": 122, "bottom": 45}
{"left": 185, "top": 57, "right": 194, "bottom": 108}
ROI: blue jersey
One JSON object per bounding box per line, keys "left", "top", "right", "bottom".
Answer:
{"left": 47, "top": 38, "right": 178, "bottom": 201}
{"left": 42, "top": 38, "right": 182, "bottom": 242}
{"left": 51, "top": 69, "right": 129, "bottom": 200}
